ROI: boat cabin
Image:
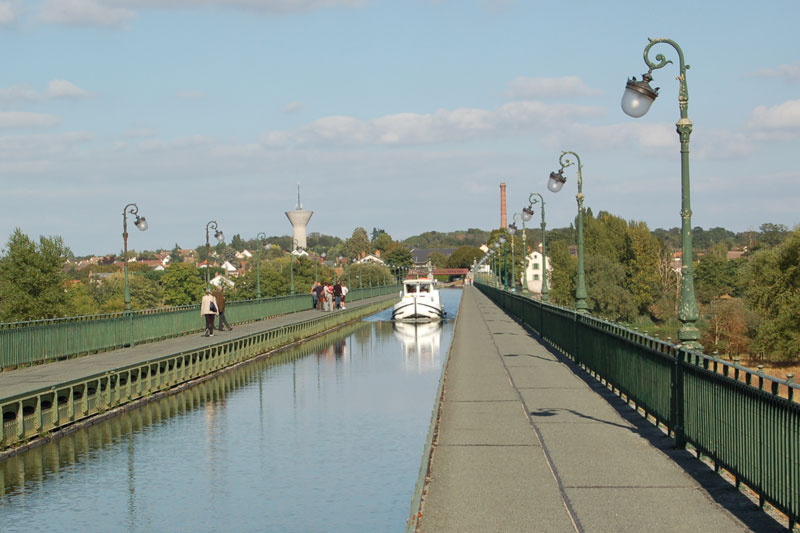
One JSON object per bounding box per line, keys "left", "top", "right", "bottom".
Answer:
{"left": 404, "top": 280, "right": 433, "bottom": 295}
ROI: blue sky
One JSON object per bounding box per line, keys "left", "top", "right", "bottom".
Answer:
{"left": 1, "top": 0, "right": 798, "bottom": 256}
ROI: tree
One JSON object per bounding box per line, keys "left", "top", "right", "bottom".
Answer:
{"left": 546, "top": 240, "right": 576, "bottom": 307}
{"left": 0, "top": 229, "right": 72, "bottom": 321}
{"left": 230, "top": 233, "right": 246, "bottom": 252}
{"left": 758, "top": 223, "right": 789, "bottom": 248}
{"left": 447, "top": 246, "right": 483, "bottom": 269}
{"left": 342, "top": 227, "right": 371, "bottom": 259}
{"left": 385, "top": 247, "right": 413, "bottom": 268}
{"left": 623, "top": 221, "right": 661, "bottom": 314}
{"left": 92, "top": 272, "right": 164, "bottom": 312}
{"left": 169, "top": 243, "right": 184, "bottom": 264}
{"left": 371, "top": 227, "right": 386, "bottom": 241}
{"left": 373, "top": 232, "right": 394, "bottom": 253}
{"left": 585, "top": 254, "right": 637, "bottom": 321}
{"left": 161, "top": 263, "right": 206, "bottom": 306}
{"left": 741, "top": 229, "right": 800, "bottom": 361}
{"left": 427, "top": 251, "right": 449, "bottom": 268}
{"left": 700, "top": 297, "right": 751, "bottom": 356}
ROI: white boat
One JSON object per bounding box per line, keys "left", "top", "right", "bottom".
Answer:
{"left": 391, "top": 278, "right": 445, "bottom": 322}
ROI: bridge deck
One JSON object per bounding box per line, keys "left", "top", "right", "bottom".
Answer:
{"left": 0, "top": 294, "right": 393, "bottom": 403}
{"left": 415, "top": 287, "right": 783, "bottom": 532}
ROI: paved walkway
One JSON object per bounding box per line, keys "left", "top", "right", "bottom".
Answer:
{"left": 417, "top": 287, "right": 783, "bottom": 532}
{"left": 0, "top": 295, "right": 394, "bottom": 401}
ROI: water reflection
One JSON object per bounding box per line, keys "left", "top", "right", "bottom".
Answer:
{"left": 393, "top": 321, "right": 443, "bottom": 373}
{"left": 0, "top": 290, "right": 462, "bottom": 531}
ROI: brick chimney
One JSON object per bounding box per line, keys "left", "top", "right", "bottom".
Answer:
{"left": 500, "top": 182, "right": 507, "bottom": 228}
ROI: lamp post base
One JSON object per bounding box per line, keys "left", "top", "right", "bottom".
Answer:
{"left": 677, "top": 324, "right": 703, "bottom": 352}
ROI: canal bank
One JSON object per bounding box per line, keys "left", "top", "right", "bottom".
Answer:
{"left": 410, "top": 287, "right": 783, "bottom": 532}
{"left": 0, "top": 293, "right": 398, "bottom": 455}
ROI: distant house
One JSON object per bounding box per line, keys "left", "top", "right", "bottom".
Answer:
{"left": 409, "top": 248, "right": 456, "bottom": 267}
{"left": 137, "top": 259, "right": 166, "bottom": 271}
{"left": 524, "top": 249, "right": 553, "bottom": 295}
{"left": 88, "top": 271, "right": 115, "bottom": 285}
{"left": 210, "top": 274, "right": 235, "bottom": 289}
{"left": 221, "top": 261, "right": 239, "bottom": 276}
{"left": 235, "top": 250, "right": 253, "bottom": 260}
{"left": 356, "top": 253, "right": 385, "bottom": 265}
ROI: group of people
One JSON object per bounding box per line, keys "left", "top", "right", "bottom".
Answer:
{"left": 200, "top": 280, "right": 349, "bottom": 338}
{"left": 200, "top": 287, "right": 233, "bottom": 337}
{"left": 311, "top": 281, "right": 348, "bottom": 311}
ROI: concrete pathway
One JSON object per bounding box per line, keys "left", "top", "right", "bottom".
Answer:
{"left": 417, "top": 287, "right": 783, "bottom": 532}
{"left": 0, "top": 294, "right": 394, "bottom": 401}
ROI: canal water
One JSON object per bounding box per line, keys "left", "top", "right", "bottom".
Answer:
{"left": 0, "top": 289, "right": 462, "bottom": 532}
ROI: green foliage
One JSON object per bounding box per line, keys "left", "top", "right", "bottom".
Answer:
{"left": 447, "top": 246, "right": 483, "bottom": 269}
{"left": 741, "top": 230, "right": 800, "bottom": 361}
{"left": 695, "top": 256, "right": 742, "bottom": 303}
{"left": 403, "top": 228, "right": 490, "bottom": 248}
{"left": 161, "top": 263, "right": 206, "bottom": 306}
{"left": 372, "top": 232, "right": 394, "bottom": 253}
{"left": 585, "top": 254, "right": 638, "bottom": 321}
{"left": 385, "top": 247, "right": 413, "bottom": 268}
{"left": 546, "top": 240, "right": 575, "bottom": 307}
{"left": 342, "top": 227, "right": 371, "bottom": 259}
{"left": 91, "top": 272, "right": 164, "bottom": 312}
{"left": 169, "top": 243, "right": 184, "bottom": 264}
{"left": 0, "top": 229, "right": 72, "bottom": 321}
{"left": 230, "top": 234, "right": 246, "bottom": 251}
{"left": 427, "top": 251, "right": 449, "bottom": 268}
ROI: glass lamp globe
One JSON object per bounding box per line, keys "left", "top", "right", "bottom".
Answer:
{"left": 215, "top": 230, "right": 224, "bottom": 243}
{"left": 134, "top": 216, "right": 148, "bottom": 231}
{"left": 621, "top": 74, "right": 659, "bottom": 118}
{"left": 522, "top": 207, "right": 533, "bottom": 222}
{"left": 548, "top": 170, "right": 566, "bottom": 193}
{"left": 498, "top": 236, "right": 506, "bottom": 244}
{"left": 508, "top": 224, "right": 516, "bottom": 235}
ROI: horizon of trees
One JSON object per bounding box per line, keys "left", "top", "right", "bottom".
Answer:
{"left": 2, "top": 219, "right": 797, "bottom": 361}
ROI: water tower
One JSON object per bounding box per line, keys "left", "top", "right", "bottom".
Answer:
{"left": 285, "top": 184, "right": 313, "bottom": 251}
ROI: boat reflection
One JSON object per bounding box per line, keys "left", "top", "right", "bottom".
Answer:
{"left": 393, "top": 321, "right": 443, "bottom": 373}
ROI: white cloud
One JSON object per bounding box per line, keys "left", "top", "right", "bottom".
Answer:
{"left": 261, "top": 101, "right": 603, "bottom": 147}
{"left": 748, "top": 99, "right": 800, "bottom": 132}
{"left": 0, "top": 0, "right": 22, "bottom": 25}
{"left": 750, "top": 61, "right": 800, "bottom": 82}
{"left": 281, "top": 101, "right": 305, "bottom": 114}
{"left": 47, "top": 79, "right": 90, "bottom": 98}
{"left": 0, "top": 84, "right": 40, "bottom": 102}
{"left": 506, "top": 76, "right": 602, "bottom": 100}
{"left": 38, "top": 0, "right": 135, "bottom": 27}
{"left": 543, "top": 122, "right": 674, "bottom": 153}
{"left": 0, "top": 80, "right": 90, "bottom": 102}
{"left": 0, "top": 112, "right": 60, "bottom": 129}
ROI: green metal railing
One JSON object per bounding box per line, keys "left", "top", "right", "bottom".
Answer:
{"left": 0, "top": 296, "right": 396, "bottom": 452}
{"left": 476, "top": 282, "right": 799, "bottom": 528}
{"left": 0, "top": 285, "right": 399, "bottom": 369}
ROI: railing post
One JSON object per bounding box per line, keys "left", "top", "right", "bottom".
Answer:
{"left": 671, "top": 349, "right": 686, "bottom": 448}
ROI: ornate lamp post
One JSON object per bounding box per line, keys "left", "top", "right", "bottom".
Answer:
{"left": 526, "top": 193, "right": 549, "bottom": 302}
{"left": 498, "top": 236, "right": 508, "bottom": 290}
{"left": 520, "top": 207, "right": 532, "bottom": 294}
{"left": 508, "top": 222, "right": 518, "bottom": 291}
{"left": 622, "top": 37, "right": 701, "bottom": 351}
{"left": 122, "top": 203, "right": 148, "bottom": 311}
{"left": 318, "top": 252, "right": 326, "bottom": 282}
{"left": 338, "top": 255, "right": 343, "bottom": 284}
{"left": 492, "top": 242, "right": 501, "bottom": 287}
{"left": 548, "top": 151, "right": 587, "bottom": 313}
{"left": 205, "top": 221, "right": 224, "bottom": 287}
{"left": 256, "top": 233, "right": 267, "bottom": 299}
{"left": 290, "top": 238, "right": 300, "bottom": 295}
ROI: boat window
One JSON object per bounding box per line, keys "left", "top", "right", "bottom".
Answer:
{"left": 405, "top": 284, "right": 417, "bottom": 293}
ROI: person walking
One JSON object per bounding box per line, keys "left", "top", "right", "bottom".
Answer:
{"left": 213, "top": 286, "right": 232, "bottom": 332}
{"left": 201, "top": 288, "right": 219, "bottom": 337}
{"left": 333, "top": 281, "right": 343, "bottom": 310}
{"left": 314, "top": 282, "right": 325, "bottom": 310}
{"left": 341, "top": 284, "right": 348, "bottom": 309}
{"left": 310, "top": 281, "right": 319, "bottom": 310}
{"left": 325, "top": 283, "right": 334, "bottom": 312}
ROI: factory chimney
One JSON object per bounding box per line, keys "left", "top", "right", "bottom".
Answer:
{"left": 500, "top": 182, "right": 507, "bottom": 229}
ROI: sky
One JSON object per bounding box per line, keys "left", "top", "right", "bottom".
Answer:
{"left": 1, "top": 0, "right": 798, "bottom": 256}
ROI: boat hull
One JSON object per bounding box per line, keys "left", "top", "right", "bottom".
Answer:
{"left": 392, "top": 299, "right": 444, "bottom": 322}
